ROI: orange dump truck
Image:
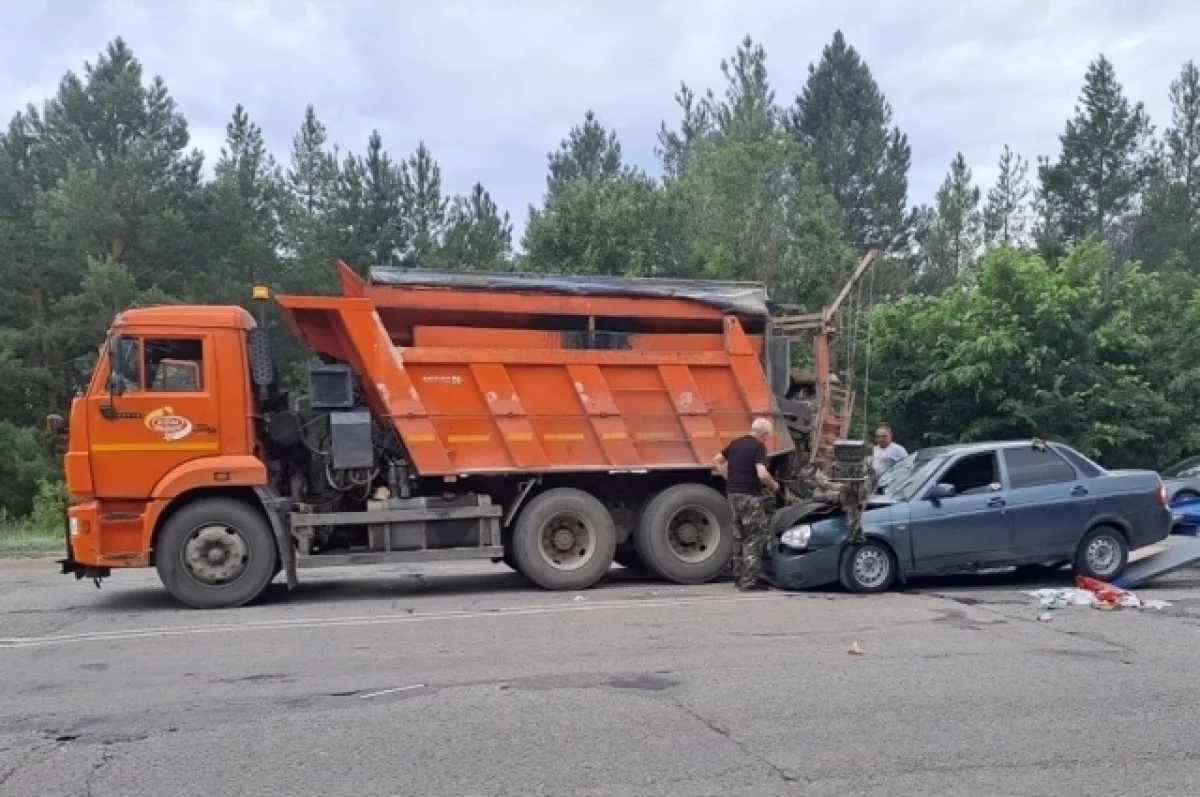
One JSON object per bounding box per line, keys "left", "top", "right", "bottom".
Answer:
{"left": 54, "top": 261, "right": 861, "bottom": 608}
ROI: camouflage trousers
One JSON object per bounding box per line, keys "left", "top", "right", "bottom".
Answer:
{"left": 729, "top": 493, "right": 772, "bottom": 589}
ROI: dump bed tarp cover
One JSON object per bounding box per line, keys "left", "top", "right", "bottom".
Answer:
{"left": 367, "top": 268, "right": 771, "bottom": 318}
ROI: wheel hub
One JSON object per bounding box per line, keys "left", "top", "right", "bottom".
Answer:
{"left": 853, "top": 548, "right": 888, "bottom": 588}
{"left": 552, "top": 527, "right": 576, "bottom": 551}
{"left": 665, "top": 506, "right": 719, "bottom": 564}
{"left": 539, "top": 513, "right": 594, "bottom": 572}
{"left": 1088, "top": 537, "right": 1117, "bottom": 573}
{"left": 183, "top": 525, "right": 250, "bottom": 586}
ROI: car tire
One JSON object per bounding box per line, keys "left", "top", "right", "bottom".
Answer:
{"left": 155, "top": 498, "right": 278, "bottom": 609}
{"left": 1073, "top": 525, "right": 1129, "bottom": 582}
{"left": 633, "top": 484, "right": 734, "bottom": 584}
{"left": 839, "top": 540, "right": 897, "bottom": 594}
{"left": 511, "top": 488, "right": 617, "bottom": 591}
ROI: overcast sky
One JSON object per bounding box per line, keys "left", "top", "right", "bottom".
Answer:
{"left": 2, "top": 0, "right": 1198, "bottom": 242}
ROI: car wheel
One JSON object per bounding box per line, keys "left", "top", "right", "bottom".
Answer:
{"left": 1073, "top": 526, "right": 1129, "bottom": 582}
{"left": 839, "top": 540, "right": 897, "bottom": 594}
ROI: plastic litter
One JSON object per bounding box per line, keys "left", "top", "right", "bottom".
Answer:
{"left": 847, "top": 641, "right": 863, "bottom": 655}
{"left": 1036, "top": 612, "right": 1054, "bottom": 622}
{"left": 1025, "top": 580, "right": 1170, "bottom": 614}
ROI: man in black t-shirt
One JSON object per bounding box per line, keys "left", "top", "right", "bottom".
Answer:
{"left": 713, "top": 418, "right": 780, "bottom": 590}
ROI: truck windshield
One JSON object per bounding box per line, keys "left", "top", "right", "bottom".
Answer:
{"left": 878, "top": 448, "right": 951, "bottom": 502}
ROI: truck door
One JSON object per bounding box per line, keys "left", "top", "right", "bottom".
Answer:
{"left": 87, "top": 334, "right": 221, "bottom": 499}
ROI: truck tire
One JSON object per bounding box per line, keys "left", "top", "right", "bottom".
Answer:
{"left": 155, "top": 498, "right": 279, "bottom": 609}
{"left": 634, "top": 484, "right": 733, "bottom": 584}
{"left": 511, "top": 488, "right": 617, "bottom": 591}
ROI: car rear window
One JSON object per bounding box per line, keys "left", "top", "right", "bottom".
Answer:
{"left": 1055, "top": 446, "right": 1104, "bottom": 478}
{"left": 1003, "top": 447, "right": 1078, "bottom": 488}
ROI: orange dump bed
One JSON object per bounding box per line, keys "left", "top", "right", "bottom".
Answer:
{"left": 276, "top": 270, "right": 790, "bottom": 477}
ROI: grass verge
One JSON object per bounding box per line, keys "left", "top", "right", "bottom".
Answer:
{"left": 0, "top": 523, "right": 64, "bottom": 558}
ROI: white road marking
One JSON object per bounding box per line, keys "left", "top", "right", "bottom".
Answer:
{"left": 360, "top": 684, "right": 426, "bottom": 699}
{"left": 0, "top": 593, "right": 783, "bottom": 650}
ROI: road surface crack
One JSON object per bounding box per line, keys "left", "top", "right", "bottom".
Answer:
{"left": 670, "top": 699, "right": 798, "bottom": 787}
{"left": 0, "top": 740, "right": 56, "bottom": 788}
{"left": 85, "top": 749, "right": 117, "bottom": 797}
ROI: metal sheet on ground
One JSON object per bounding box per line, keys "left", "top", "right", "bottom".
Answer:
{"left": 1114, "top": 540, "right": 1200, "bottom": 588}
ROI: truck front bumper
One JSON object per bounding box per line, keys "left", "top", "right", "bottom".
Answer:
{"left": 762, "top": 542, "right": 843, "bottom": 591}
{"left": 58, "top": 502, "right": 111, "bottom": 581}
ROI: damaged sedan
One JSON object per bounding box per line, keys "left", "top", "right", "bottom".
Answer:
{"left": 763, "top": 440, "right": 1172, "bottom": 594}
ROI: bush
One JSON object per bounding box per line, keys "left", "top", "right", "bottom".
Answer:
{"left": 30, "top": 479, "right": 70, "bottom": 533}
{"left": 0, "top": 421, "right": 58, "bottom": 518}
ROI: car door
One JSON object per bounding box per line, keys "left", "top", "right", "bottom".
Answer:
{"left": 907, "top": 451, "right": 1016, "bottom": 571}
{"left": 1001, "top": 446, "right": 1095, "bottom": 561}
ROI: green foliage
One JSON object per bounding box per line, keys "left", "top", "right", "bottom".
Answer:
{"left": 0, "top": 422, "right": 57, "bottom": 519}
{"left": 4, "top": 33, "right": 1200, "bottom": 530}
{"left": 868, "top": 243, "right": 1191, "bottom": 468}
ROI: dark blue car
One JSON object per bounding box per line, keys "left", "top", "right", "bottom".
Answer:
{"left": 764, "top": 440, "right": 1171, "bottom": 593}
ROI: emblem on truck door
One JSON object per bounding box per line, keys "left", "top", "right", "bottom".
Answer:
{"left": 144, "top": 406, "right": 194, "bottom": 441}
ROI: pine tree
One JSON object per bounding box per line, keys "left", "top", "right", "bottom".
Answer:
{"left": 547, "top": 111, "right": 623, "bottom": 197}
{"left": 788, "top": 31, "right": 912, "bottom": 255}
{"left": 399, "top": 143, "right": 448, "bottom": 266}
{"left": 920, "top": 153, "right": 982, "bottom": 291}
{"left": 441, "top": 184, "right": 513, "bottom": 271}
{"left": 287, "top": 105, "right": 338, "bottom": 220}
{"left": 656, "top": 36, "right": 777, "bottom": 178}
{"left": 335, "top": 132, "right": 405, "bottom": 271}
{"left": 983, "top": 145, "right": 1032, "bottom": 247}
{"left": 1038, "top": 55, "right": 1154, "bottom": 250}
{"left": 1139, "top": 61, "right": 1200, "bottom": 268}
{"left": 656, "top": 85, "right": 712, "bottom": 182}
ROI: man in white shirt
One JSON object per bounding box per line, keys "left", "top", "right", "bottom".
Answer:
{"left": 870, "top": 425, "right": 908, "bottom": 477}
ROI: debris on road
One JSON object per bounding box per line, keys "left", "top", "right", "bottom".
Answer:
{"left": 847, "top": 641, "right": 863, "bottom": 655}
{"left": 1025, "top": 576, "right": 1172, "bottom": 615}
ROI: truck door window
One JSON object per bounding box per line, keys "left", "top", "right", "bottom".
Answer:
{"left": 110, "top": 336, "right": 141, "bottom": 393}
{"left": 144, "top": 339, "right": 204, "bottom": 392}
{"left": 1003, "top": 447, "right": 1076, "bottom": 489}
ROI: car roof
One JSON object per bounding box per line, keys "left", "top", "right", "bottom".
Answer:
{"left": 921, "top": 440, "right": 1067, "bottom": 457}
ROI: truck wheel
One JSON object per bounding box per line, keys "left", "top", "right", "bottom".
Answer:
{"left": 155, "top": 499, "right": 278, "bottom": 609}
{"left": 634, "top": 484, "right": 733, "bottom": 584}
{"left": 511, "top": 488, "right": 617, "bottom": 591}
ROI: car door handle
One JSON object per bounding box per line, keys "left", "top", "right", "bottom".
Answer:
{"left": 1071, "top": 486, "right": 1088, "bottom": 497}
{"left": 987, "top": 497, "right": 1006, "bottom": 508}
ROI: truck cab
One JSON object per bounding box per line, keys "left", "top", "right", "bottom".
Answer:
{"left": 62, "top": 306, "right": 268, "bottom": 577}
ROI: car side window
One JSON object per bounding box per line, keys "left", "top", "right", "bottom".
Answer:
{"left": 144, "top": 339, "right": 204, "bottom": 392}
{"left": 936, "top": 452, "right": 1000, "bottom": 497}
{"left": 1003, "top": 447, "right": 1077, "bottom": 489}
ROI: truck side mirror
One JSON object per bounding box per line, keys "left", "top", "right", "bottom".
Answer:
{"left": 45, "top": 414, "right": 66, "bottom": 435}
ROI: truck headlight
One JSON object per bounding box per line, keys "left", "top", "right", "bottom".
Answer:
{"left": 68, "top": 517, "right": 80, "bottom": 537}
{"left": 780, "top": 524, "right": 812, "bottom": 550}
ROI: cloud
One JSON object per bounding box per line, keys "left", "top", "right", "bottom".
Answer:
{"left": 3, "top": 0, "right": 1197, "bottom": 241}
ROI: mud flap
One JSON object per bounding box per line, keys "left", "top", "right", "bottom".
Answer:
{"left": 255, "top": 487, "right": 297, "bottom": 590}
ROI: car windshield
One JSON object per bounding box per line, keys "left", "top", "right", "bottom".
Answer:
{"left": 1163, "top": 455, "right": 1200, "bottom": 479}
{"left": 878, "top": 448, "right": 951, "bottom": 502}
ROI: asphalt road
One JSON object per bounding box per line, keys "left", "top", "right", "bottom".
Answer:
{"left": 3, "top": 556, "right": 1200, "bottom": 796}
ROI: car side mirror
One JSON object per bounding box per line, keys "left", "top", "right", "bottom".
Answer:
{"left": 928, "top": 483, "right": 956, "bottom": 500}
